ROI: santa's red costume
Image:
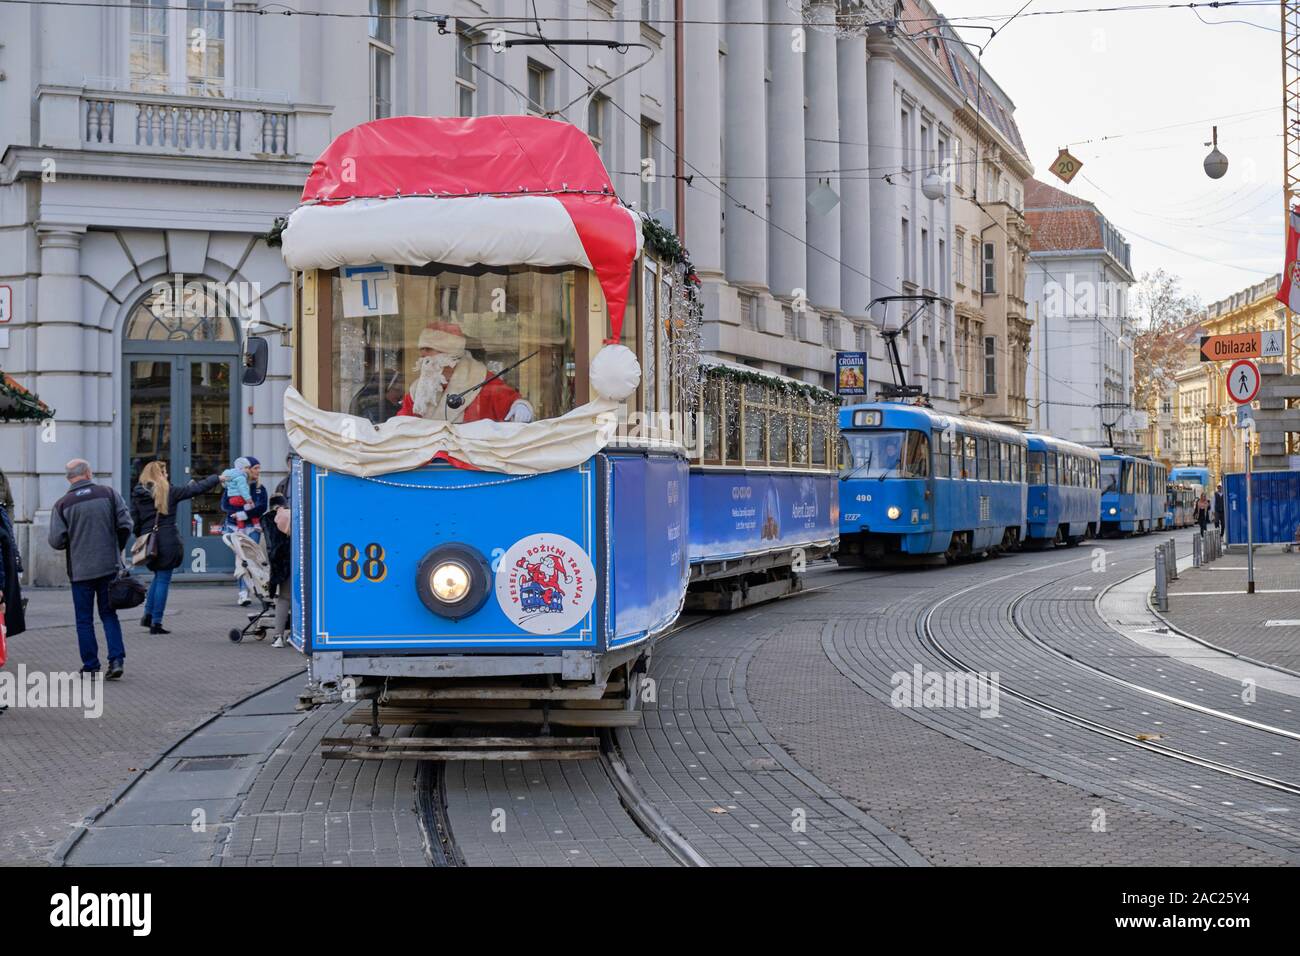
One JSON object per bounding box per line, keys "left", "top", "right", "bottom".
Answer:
{"left": 396, "top": 322, "right": 533, "bottom": 424}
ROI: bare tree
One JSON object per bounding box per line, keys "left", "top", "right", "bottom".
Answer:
{"left": 1132, "top": 269, "right": 1202, "bottom": 419}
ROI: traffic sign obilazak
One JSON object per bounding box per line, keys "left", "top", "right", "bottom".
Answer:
{"left": 1200, "top": 331, "right": 1261, "bottom": 362}
{"left": 1227, "top": 359, "right": 1261, "bottom": 404}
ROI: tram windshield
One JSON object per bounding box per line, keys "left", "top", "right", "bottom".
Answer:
{"left": 1101, "top": 459, "right": 1122, "bottom": 494}
{"left": 841, "top": 430, "right": 930, "bottom": 479}
{"left": 330, "top": 264, "right": 578, "bottom": 424}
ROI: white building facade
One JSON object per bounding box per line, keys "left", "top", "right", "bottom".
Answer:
{"left": 1, "top": 0, "right": 678, "bottom": 583}
{"left": 1024, "top": 178, "right": 1138, "bottom": 449}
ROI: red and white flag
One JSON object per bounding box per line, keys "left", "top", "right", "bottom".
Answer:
{"left": 1278, "top": 208, "right": 1300, "bottom": 313}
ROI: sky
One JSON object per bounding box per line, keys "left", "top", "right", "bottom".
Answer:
{"left": 950, "top": 0, "right": 1284, "bottom": 311}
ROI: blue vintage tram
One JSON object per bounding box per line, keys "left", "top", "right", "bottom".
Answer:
{"left": 686, "top": 360, "right": 839, "bottom": 607}
{"left": 268, "top": 116, "right": 694, "bottom": 747}
{"left": 1023, "top": 433, "right": 1101, "bottom": 546}
{"left": 1100, "top": 453, "right": 1168, "bottom": 535}
{"left": 836, "top": 403, "right": 1027, "bottom": 563}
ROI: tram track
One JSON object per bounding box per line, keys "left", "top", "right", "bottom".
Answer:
{"left": 916, "top": 549, "right": 1300, "bottom": 798}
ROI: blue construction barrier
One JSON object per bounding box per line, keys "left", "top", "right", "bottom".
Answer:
{"left": 1224, "top": 470, "right": 1300, "bottom": 545}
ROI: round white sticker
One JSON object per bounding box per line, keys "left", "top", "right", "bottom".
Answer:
{"left": 495, "top": 534, "right": 596, "bottom": 635}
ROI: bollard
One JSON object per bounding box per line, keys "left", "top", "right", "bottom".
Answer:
{"left": 1155, "top": 546, "right": 1168, "bottom": 611}
{"left": 1193, "top": 532, "right": 1202, "bottom": 568}
{"left": 1168, "top": 539, "right": 1178, "bottom": 580}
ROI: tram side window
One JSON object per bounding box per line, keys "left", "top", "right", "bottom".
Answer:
{"left": 933, "top": 430, "right": 951, "bottom": 478}
{"left": 961, "top": 434, "right": 974, "bottom": 479}
{"left": 743, "top": 383, "right": 767, "bottom": 464}
{"left": 701, "top": 378, "right": 721, "bottom": 463}
{"left": 1027, "top": 450, "right": 1044, "bottom": 485}
{"left": 905, "top": 431, "right": 930, "bottom": 478}
{"left": 1013, "top": 445, "right": 1022, "bottom": 483}
{"left": 811, "top": 414, "right": 828, "bottom": 467}
{"left": 724, "top": 385, "right": 741, "bottom": 466}
{"left": 769, "top": 392, "right": 789, "bottom": 466}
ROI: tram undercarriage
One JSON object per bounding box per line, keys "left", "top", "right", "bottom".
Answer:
{"left": 685, "top": 544, "right": 835, "bottom": 611}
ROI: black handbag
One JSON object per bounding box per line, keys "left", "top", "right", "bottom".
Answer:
{"left": 108, "top": 569, "right": 147, "bottom": 610}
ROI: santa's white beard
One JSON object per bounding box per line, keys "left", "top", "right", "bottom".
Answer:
{"left": 410, "top": 354, "right": 458, "bottom": 418}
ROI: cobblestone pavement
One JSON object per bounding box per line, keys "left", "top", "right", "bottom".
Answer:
{"left": 746, "top": 538, "right": 1295, "bottom": 865}
{"left": 1165, "top": 548, "right": 1300, "bottom": 672}
{"left": 443, "top": 759, "right": 677, "bottom": 867}
{"left": 1, "top": 584, "right": 305, "bottom": 865}
{"left": 17, "top": 536, "right": 1300, "bottom": 868}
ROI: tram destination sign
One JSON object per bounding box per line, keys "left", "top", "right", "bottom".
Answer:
{"left": 1200, "top": 331, "right": 1273, "bottom": 362}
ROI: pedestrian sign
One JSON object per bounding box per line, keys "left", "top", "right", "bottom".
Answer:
{"left": 1262, "top": 328, "right": 1284, "bottom": 358}
{"left": 1227, "top": 359, "right": 1261, "bottom": 404}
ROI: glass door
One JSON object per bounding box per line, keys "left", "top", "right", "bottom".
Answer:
{"left": 124, "top": 355, "right": 238, "bottom": 573}
{"left": 179, "top": 356, "right": 238, "bottom": 571}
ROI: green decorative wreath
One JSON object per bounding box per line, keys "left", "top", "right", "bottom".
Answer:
{"left": 702, "top": 363, "right": 838, "bottom": 405}
{"left": 0, "top": 370, "right": 54, "bottom": 423}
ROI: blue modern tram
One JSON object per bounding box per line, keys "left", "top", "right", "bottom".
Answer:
{"left": 1100, "top": 453, "right": 1169, "bottom": 535}
{"left": 1024, "top": 434, "right": 1101, "bottom": 546}
{"left": 836, "top": 403, "right": 1028, "bottom": 564}
{"left": 1169, "top": 466, "right": 1211, "bottom": 489}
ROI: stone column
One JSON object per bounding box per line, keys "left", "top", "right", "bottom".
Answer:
{"left": 724, "top": 3, "right": 767, "bottom": 289}
{"left": 30, "top": 225, "right": 88, "bottom": 586}
{"left": 837, "top": 34, "right": 870, "bottom": 321}
{"left": 803, "top": 3, "right": 841, "bottom": 315}
{"left": 866, "top": 39, "right": 899, "bottom": 307}
{"left": 766, "top": 0, "right": 806, "bottom": 305}
{"left": 683, "top": 0, "right": 723, "bottom": 277}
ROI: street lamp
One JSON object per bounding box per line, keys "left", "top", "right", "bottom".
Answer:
{"left": 1203, "top": 126, "right": 1229, "bottom": 180}
{"left": 921, "top": 170, "right": 946, "bottom": 201}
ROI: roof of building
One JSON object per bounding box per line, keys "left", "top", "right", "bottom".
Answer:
{"left": 1024, "top": 178, "right": 1132, "bottom": 276}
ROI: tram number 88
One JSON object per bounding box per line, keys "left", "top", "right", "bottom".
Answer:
{"left": 337, "top": 543, "right": 387, "bottom": 583}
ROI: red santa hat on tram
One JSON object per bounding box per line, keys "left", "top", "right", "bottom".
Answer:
{"left": 418, "top": 321, "right": 467, "bottom": 357}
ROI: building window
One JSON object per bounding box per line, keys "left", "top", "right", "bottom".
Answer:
{"left": 640, "top": 117, "right": 660, "bottom": 213}
{"left": 739, "top": 292, "right": 761, "bottom": 331}
{"left": 641, "top": 0, "right": 658, "bottom": 22}
{"left": 823, "top": 317, "right": 836, "bottom": 349}
{"left": 527, "top": 60, "right": 553, "bottom": 115}
{"left": 902, "top": 218, "right": 912, "bottom": 282}
{"left": 900, "top": 108, "right": 911, "bottom": 171}
{"left": 921, "top": 227, "right": 931, "bottom": 290}
{"left": 938, "top": 238, "right": 947, "bottom": 293}
{"left": 783, "top": 305, "right": 795, "bottom": 337}
{"left": 130, "top": 0, "right": 228, "bottom": 95}
{"left": 971, "top": 237, "right": 980, "bottom": 287}
{"left": 982, "top": 242, "right": 996, "bottom": 294}
{"left": 954, "top": 234, "right": 964, "bottom": 285}
{"left": 456, "top": 26, "right": 477, "bottom": 117}
{"left": 587, "top": 94, "right": 609, "bottom": 161}
{"left": 983, "top": 336, "right": 997, "bottom": 395}
{"left": 369, "top": 0, "right": 394, "bottom": 120}
{"left": 921, "top": 124, "right": 931, "bottom": 175}
{"left": 855, "top": 324, "right": 868, "bottom": 350}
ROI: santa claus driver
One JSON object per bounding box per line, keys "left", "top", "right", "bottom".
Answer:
{"left": 396, "top": 322, "right": 534, "bottom": 424}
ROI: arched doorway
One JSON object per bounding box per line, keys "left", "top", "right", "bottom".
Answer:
{"left": 122, "top": 278, "right": 242, "bottom": 574}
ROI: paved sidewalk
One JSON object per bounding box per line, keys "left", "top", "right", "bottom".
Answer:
{"left": 1164, "top": 547, "right": 1300, "bottom": 672}
{"left": 0, "top": 583, "right": 305, "bottom": 865}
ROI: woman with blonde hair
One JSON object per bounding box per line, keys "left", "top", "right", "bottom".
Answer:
{"left": 130, "top": 460, "right": 225, "bottom": 634}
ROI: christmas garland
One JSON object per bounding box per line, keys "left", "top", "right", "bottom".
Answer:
{"left": 0, "top": 370, "right": 54, "bottom": 423}
{"left": 640, "top": 213, "right": 701, "bottom": 288}
{"left": 702, "top": 362, "right": 838, "bottom": 405}
{"left": 265, "top": 216, "right": 288, "bottom": 248}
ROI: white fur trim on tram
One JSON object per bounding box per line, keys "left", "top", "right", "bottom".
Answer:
{"left": 282, "top": 387, "right": 622, "bottom": 477}
{"left": 280, "top": 195, "right": 642, "bottom": 272}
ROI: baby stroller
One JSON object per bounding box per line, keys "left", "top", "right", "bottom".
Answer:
{"left": 223, "top": 530, "right": 275, "bottom": 643}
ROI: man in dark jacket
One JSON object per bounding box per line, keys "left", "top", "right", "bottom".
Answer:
{"left": 0, "top": 501, "right": 25, "bottom": 638}
{"left": 49, "top": 459, "right": 132, "bottom": 678}
{"left": 1213, "top": 483, "right": 1226, "bottom": 533}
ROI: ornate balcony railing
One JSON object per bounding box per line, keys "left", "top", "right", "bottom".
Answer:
{"left": 38, "top": 84, "right": 329, "bottom": 161}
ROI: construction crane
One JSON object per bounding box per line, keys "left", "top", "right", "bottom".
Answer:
{"left": 1282, "top": 3, "right": 1300, "bottom": 446}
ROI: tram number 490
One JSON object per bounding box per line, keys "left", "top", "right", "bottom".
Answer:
{"left": 337, "top": 542, "right": 387, "bottom": 583}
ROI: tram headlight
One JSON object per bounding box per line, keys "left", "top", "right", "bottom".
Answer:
{"left": 887, "top": 505, "right": 901, "bottom": 520}
{"left": 1108, "top": 507, "right": 1118, "bottom": 515}
{"left": 415, "top": 544, "right": 491, "bottom": 620}
{"left": 430, "top": 562, "right": 471, "bottom": 603}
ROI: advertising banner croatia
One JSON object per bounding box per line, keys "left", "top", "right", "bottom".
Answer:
{"left": 836, "top": 351, "right": 866, "bottom": 396}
